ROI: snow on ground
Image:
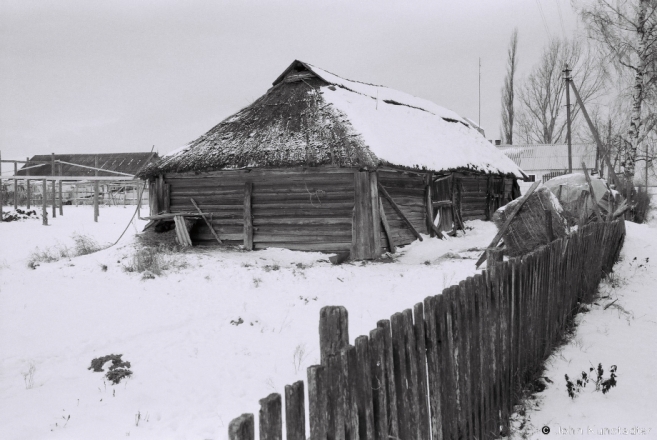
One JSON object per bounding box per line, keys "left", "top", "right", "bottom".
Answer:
{"left": 508, "top": 221, "right": 657, "bottom": 438}
{"left": 1, "top": 206, "right": 496, "bottom": 440}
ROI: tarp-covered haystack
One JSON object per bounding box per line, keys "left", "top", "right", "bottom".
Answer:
{"left": 493, "top": 185, "right": 568, "bottom": 257}
{"left": 544, "top": 173, "right": 622, "bottom": 223}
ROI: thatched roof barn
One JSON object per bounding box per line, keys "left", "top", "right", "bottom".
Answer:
{"left": 141, "top": 60, "right": 525, "bottom": 259}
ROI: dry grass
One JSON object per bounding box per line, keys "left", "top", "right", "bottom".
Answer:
{"left": 27, "top": 233, "right": 105, "bottom": 269}
{"left": 122, "top": 244, "right": 188, "bottom": 277}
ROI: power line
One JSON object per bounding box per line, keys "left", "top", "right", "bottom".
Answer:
{"left": 555, "top": 0, "right": 567, "bottom": 39}
{"left": 535, "top": 0, "right": 551, "bottom": 38}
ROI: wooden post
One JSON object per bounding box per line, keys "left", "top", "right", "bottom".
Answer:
{"left": 94, "top": 155, "right": 99, "bottom": 222}
{"left": 229, "top": 413, "right": 254, "bottom": 440}
{"left": 545, "top": 209, "right": 554, "bottom": 242}
{"left": 426, "top": 172, "right": 435, "bottom": 237}
{"left": 74, "top": 184, "right": 78, "bottom": 207}
{"left": 486, "top": 248, "right": 504, "bottom": 282}
{"left": 319, "top": 306, "right": 349, "bottom": 365}
{"left": 581, "top": 161, "right": 604, "bottom": 222}
{"left": 244, "top": 182, "right": 253, "bottom": 250}
{"left": 355, "top": 336, "right": 375, "bottom": 440}
{"left": 51, "top": 153, "right": 56, "bottom": 218}
{"left": 42, "top": 179, "right": 47, "bottom": 225}
{"left": 259, "top": 393, "right": 282, "bottom": 440}
{"left": 285, "top": 381, "right": 305, "bottom": 440}
{"left": 379, "top": 198, "right": 396, "bottom": 253}
{"left": 307, "top": 365, "right": 328, "bottom": 440}
{"left": 13, "top": 161, "right": 18, "bottom": 209}
{"left": 58, "top": 164, "right": 63, "bottom": 216}
{"left": 26, "top": 179, "right": 31, "bottom": 209}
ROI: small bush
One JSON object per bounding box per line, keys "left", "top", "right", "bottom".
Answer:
{"left": 565, "top": 363, "right": 617, "bottom": 399}
{"left": 123, "top": 244, "right": 188, "bottom": 276}
{"left": 88, "top": 354, "right": 132, "bottom": 385}
{"left": 72, "top": 233, "right": 103, "bottom": 256}
{"left": 26, "top": 233, "right": 105, "bottom": 268}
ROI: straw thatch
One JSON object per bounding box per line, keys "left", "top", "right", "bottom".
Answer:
{"left": 493, "top": 185, "right": 568, "bottom": 257}
{"left": 139, "top": 60, "right": 525, "bottom": 179}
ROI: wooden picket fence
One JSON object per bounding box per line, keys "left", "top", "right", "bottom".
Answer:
{"left": 228, "top": 220, "right": 626, "bottom": 440}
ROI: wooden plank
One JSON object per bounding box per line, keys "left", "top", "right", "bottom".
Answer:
{"left": 173, "top": 215, "right": 193, "bottom": 247}
{"left": 368, "top": 328, "right": 388, "bottom": 440}
{"left": 285, "top": 381, "right": 305, "bottom": 440}
{"left": 355, "top": 336, "right": 374, "bottom": 440}
{"left": 370, "top": 172, "right": 382, "bottom": 258}
{"left": 307, "top": 365, "right": 328, "bottom": 440}
{"left": 390, "top": 312, "right": 410, "bottom": 440}
{"left": 326, "top": 354, "right": 344, "bottom": 440}
{"left": 378, "top": 197, "right": 396, "bottom": 253}
{"left": 442, "top": 288, "right": 460, "bottom": 438}
{"left": 378, "top": 183, "right": 423, "bottom": 241}
{"left": 253, "top": 242, "right": 352, "bottom": 252}
{"left": 319, "top": 306, "right": 349, "bottom": 365}
{"left": 352, "top": 171, "right": 377, "bottom": 260}
{"left": 244, "top": 182, "right": 253, "bottom": 250}
{"left": 229, "top": 413, "right": 254, "bottom": 440}
{"left": 259, "top": 393, "right": 282, "bottom": 440}
{"left": 475, "top": 180, "right": 541, "bottom": 267}
{"left": 376, "top": 319, "right": 399, "bottom": 439}
{"left": 423, "top": 295, "right": 444, "bottom": 440}
{"left": 413, "top": 303, "right": 431, "bottom": 440}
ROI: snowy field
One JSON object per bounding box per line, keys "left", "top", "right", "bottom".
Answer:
{"left": 1, "top": 205, "right": 498, "bottom": 440}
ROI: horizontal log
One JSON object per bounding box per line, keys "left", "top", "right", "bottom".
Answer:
{"left": 253, "top": 234, "right": 352, "bottom": 243}
{"left": 254, "top": 225, "right": 352, "bottom": 235}
{"left": 192, "top": 232, "right": 244, "bottom": 241}
{"left": 252, "top": 209, "right": 354, "bottom": 217}
{"left": 254, "top": 242, "right": 352, "bottom": 252}
{"left": 170, "top": 183, "right": 355, "bottom": 194}
{"left": 166, "top": 172, "right": 355, "bottom": 184}
{"left": 171, "top": 193, "right": 354, "bottom": 204}
{"left": 253, "top": 217, "right": 352, "bottom": 226}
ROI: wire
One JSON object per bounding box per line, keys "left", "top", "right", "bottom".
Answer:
{"left": 536, "top": 0, "right": 551, "bottom": 38}
{"left": 555, "top": 0, "right": 567, "bottom": 39}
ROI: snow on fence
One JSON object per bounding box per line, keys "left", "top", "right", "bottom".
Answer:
{"left": 228, "top": 220, "right": 626, "bottom": 440}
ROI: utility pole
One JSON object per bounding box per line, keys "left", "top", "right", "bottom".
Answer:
{"left": 478, "top": 57, "right": 481, "bottom": 127}
{"left": 564, "top": 64, "right": 573, "bottom": 174}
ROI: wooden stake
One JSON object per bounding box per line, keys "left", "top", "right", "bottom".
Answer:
{"left": 319, "top": 306, "right": 349, "bottom": 365}
{"left": 190, "top": 198, "right": 223, "bottom": 244}
{"left": 475, "top": 180, "right": 541, "bottom": 267}
{"left": 58, "top": 167, "right": 63, "bottom": 216}
{"left": 545, "top": 209, "right": 554, "bottom": 242}
{"left": 229, "top": 413, "right": 254, "bottom": 440}
{"left": 259, "top": 393, "right": 282, "bottom": 440}
{"left": 13, "top": 161, "right": 17, "bottom": 208}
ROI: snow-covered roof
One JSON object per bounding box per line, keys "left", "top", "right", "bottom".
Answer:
{"left": 141, "top": 60, "right": 525, "bottom": 179}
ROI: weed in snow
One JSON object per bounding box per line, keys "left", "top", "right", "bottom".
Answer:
{"left": 123, "top": 245, "right": 188, "bottom": 277}
{"left": 565, "top": 363, "right": 618, "bottom": 398}
{"left": 22, "top": 361, "right": 36, "bottom": 389}
{"left": 292, "top": 343, "right": 308, "bottom": 374}
{"left": 27, "top": 233, "right": 105, "bottom": 268}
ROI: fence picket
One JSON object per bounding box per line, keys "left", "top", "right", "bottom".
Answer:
{"left": 413, "top": 303, "right": 431, "bottom": 440}
{"left": 307, "top": 365, "right": 327, "bottom": 440}
{"left": 285, "top": 381, "right": 305, "bottom": 440}
{"left": 259, "top": 393, "right": 282, "bottom": 440}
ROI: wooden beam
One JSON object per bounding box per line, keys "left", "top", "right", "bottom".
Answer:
{"left": 379, "top": 197, "right": 396, "bottom": 253}
{"left": 581, "top": 161, "right": 604, "bottom": 222}
{"left": 190, "top": 198, "right": 223, "bottom": 244}
{"left": 13, "top": 161, "right": 18, "bottom": 209}
{"left": 243, "top": 182, "right": 253, "bottom": 250}
{"left": 173, "top": 215, "right": 193, "bottom": 247}
{"left": 377, "top": 182, "right": 423, "bottom": 241}
{"left": 54, "top": 159, "right": 134, "bottom": 176}
{"left": 58, "top": 163, "right": 63, "bottom": 216}
{"left": 51, "top": 153, "right": 56, "bottom": 218}
{"left": 475, "top": 180, "right": 541, "bottom": 268}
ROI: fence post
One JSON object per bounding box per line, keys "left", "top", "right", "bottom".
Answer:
{"left": 42, "top": 179, "right": 47, "bottom": 225}
{"left": 25, "top": 157, "right": 30, "bottom": 209}
{"left": 13, "top": 161, "right": 17, "bottom": 209}
{"left": 486, "top": 248, "right": 504, "bottom": 282}
{"left": 319, "top": 306, "right": 349, "bottom": 365}
{"left": 307, "top": 365, "right": 327, "bottom": 440}
{"left": 284, "top": 381, "right": 305, "bottom": 440}
{"left": 58, "top": 163, "right": 63, "bottom": 216}
{"left": 51, "top": 153, "right": 56, "bottom": 218}
{"left": 229, "top": 413, "right": 254, "bottom": 440}
{"left": 259, "top": 393, "right": 282, "bottom": 440}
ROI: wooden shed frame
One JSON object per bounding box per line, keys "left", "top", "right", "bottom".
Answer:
{"left": 147, "top": 165, "right": 518, "bottom": 259}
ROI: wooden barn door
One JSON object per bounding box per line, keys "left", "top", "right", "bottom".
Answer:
{"left": 351, "top": 171, "right": 381, "bottom": 260}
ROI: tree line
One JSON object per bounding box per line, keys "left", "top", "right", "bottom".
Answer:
{"left": 499, "top": 0, "right": 657, "bottom": 192}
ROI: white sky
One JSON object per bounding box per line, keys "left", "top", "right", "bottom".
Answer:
{"left": 0, "top": 0, "right": 581, "bottom": 174}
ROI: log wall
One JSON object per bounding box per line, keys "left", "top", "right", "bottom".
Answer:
{"left": 164, "top": 168, "right": 356, "bottom": 253}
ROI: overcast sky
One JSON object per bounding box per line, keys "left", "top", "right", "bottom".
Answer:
{"left": 0, "top": 0, "right": 581, "bottom": 174}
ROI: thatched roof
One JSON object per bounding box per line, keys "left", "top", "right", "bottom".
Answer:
{"left": 140, "top": 60, "right": 525, "bottom": 179}
{"left": 17, "top": 153, "right": 158, "bottom": 177}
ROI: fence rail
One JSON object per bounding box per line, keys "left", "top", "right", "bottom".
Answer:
{"left": 229, "top": 220, "right": 626, "bottom": 440}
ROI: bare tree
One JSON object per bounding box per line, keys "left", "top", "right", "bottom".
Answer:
{"left": 500, "top": 28, "right": 518, "bottom": 144}
{"left": 516, "top": 38, "right": 607, "bottom": 144}
{"left": 578, "top": 0, "right": 657, "bottom": 197}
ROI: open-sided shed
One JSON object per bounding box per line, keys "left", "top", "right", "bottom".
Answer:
{"left": 139, "top": 60, "right": 525, "bottom": 259}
